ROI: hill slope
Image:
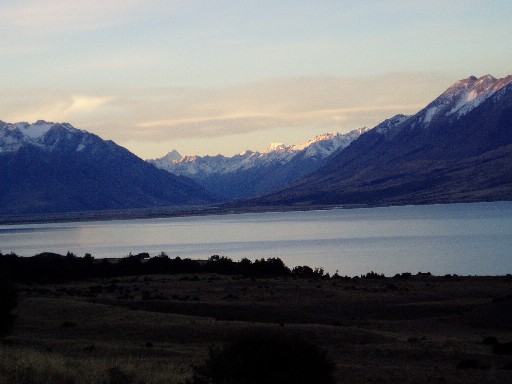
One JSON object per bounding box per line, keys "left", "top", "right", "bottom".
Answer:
{"left": 244, "top": 75, "right": 512, "bottom": 206}
{"left": 0, "top": 121, "right": 217, "bottom": 214}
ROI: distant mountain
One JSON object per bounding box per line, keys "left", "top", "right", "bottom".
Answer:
{"left": 243, "top": 74, "right": 512, "bottom": 206}
{"left": 149, "top": 129, "right": 368, "bottom": 200}
{"left": 0, "top": 121, "right": 217, "bottom": 215}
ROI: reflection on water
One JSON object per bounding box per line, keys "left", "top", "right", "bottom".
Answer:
{"left": 1, "top": 202, "right": 511, "bottom": 276}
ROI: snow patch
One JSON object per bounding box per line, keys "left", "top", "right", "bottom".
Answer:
{"left": 265, "top": 143, "right": 287, "bottom": 153}
{"left": 16, "top": 121, "right": 55, "bottom": 139}
{"left": 423, "top": 106, "right": 439, "bottom": 124}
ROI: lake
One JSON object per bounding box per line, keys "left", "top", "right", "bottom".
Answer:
{"left": 1, "top": 202, "right": 511, "bottom": 276}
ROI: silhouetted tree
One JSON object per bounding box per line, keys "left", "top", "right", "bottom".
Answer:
{"left": 188, "top": 330, "right": 335, "bottom": 384}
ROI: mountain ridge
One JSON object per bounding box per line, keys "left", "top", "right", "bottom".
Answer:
{"left": 0, "top": 121, "right": 217, "bottom": 215}
{"left": 149, "top": 128, "right": 368, "bottom": 200}
{"left": 2, "top": 73, "right": 511, "bottom": 215}
{"left": 239, "top": 74, "right": 512, "bottom": 207}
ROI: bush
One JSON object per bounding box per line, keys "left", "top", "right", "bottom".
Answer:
{"left": 456, "top": 359, "right": 480, "bottom": 370}
{"left": 362, "top": 271, "right": 385, "bottom": 279}
{"left": 493, "top": 342, "right": 512, "bottom": 355}
{"left": 0, "top": 279, "right": 17, "bottom": 337}
{"left": 107, "top": 366, "right": 134, "bottom": 384}
{"left": 187, "top": 330, "right": 335, "bottom": 384}
{"left": 482, "top": 336, "right": 498, "bottom": 345}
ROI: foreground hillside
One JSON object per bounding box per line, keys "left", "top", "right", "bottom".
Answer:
{"left": 3, "top": 269, "right": 512, "bottom": 384}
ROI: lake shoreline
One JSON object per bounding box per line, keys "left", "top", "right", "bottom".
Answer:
{"left": 1, "top": 198, "right": 509, "bottom": 225}
{"left": 0, "top": 202, "right": 379, "bottom": 225}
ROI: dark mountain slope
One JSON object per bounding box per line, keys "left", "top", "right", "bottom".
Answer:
{"left": 243, "top": 75, "right": 512, "bottom": 206}
{"left": 0, "top": 123, "right": 217, "bottom": 214}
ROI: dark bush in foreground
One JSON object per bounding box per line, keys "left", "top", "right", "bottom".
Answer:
{"left": 482, "top": 336, "right": 498, "bottom": 345}
{"left": 187, "top": 331, "right": 335, "bottom": 384}
{"left": 493, "top": 342, "right": 512, "bottom": 355}
{"left": 0, "top": 279, "right": 17, "bottom": 337}
{"left": 456, "top": 359, "right": 480, "bottom": 370}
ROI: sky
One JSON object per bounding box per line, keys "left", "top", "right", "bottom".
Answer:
{"left": 1, "top": 0, "right": 511, "bottom": 159}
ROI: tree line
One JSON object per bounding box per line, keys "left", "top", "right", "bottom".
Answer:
{"left": 0, "top": 252, "right": 331, "bottom": 284}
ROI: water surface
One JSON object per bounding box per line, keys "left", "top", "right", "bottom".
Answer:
{"left": 1, "top": 202, "right": 511, "bottom": 276}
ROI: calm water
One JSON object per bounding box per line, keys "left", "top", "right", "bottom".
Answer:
{"left": 1, "top": 202, "right": 511, "bottom": 276}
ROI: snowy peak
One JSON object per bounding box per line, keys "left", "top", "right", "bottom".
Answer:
{"left": 419, "top": 74, "right": 512, "bottom": 125}
{"left": 0, "top": 120, "right": 91, "bottom": 154}
{"left": 149, "top": 129, "right": 367, "bottom": 177}
{"left": 262, "top": 128, "right": 369, "bottom": 157}
{"left": 148, "top": 128, "right": 369, "bottom": 200}
{"left": 291, "top": 132, "right": 339, "bottom": 151}
{"left": 161, "top": 149, "right": 182, "bottom": 162}
{"left": 12, "top": 120, "right": 77, "bottom": 139}
{"left": 264, "top": 143, "right": 287, "bottom": 153}
{"left": 16, "top": 120, "right": 56, "bottom": 139}
{"left": 296, "top": 129, "right": 370, "bottom": 158}
{"left": 375, "top": 114, "right": 410, "bottom": 134}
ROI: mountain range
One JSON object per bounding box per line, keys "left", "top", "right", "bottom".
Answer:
{"left": 149, "top": 129, "right": 368, "bottom": 200}
{"left": 242, "top": 74, "right": 512, "bottom": 207}
{"left": 0, "top": 121, "right": 216, "bottom": 214}
{"left": 1, "top": 74, "right": 511, "bottom": 216}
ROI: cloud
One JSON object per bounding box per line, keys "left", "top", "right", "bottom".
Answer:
{"left": 1, "top": 73, "right": 453, "bottom": 157}
{"left": 129, "top": 73, "right": 450, "bottom": 141}
{"left": 136, "top": 104, "right": 423, "bottom": 135}
{"left": 2, "top": 93, "right": 114, "bottom": 124}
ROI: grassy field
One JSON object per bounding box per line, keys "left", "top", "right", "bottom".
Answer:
{"left": 2, "top": 273, "right": 512, "bottom": 383}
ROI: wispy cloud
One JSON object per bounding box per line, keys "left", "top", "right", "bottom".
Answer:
{"left": 131, "top": 73, "right": 449, "bottom": 141}
{"left": 1, "top": 73, "right": 452, "bottom": 157}
{"left": 3, "top": 93, "right": 114, "bottom": 123}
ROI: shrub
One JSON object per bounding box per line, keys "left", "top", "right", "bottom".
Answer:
{"left": 292, "top": 265, "right": 315, "bottom": 277}
{"left": 493, "top": 342, "right": 512, "bottom": 355}
{"left": 0, "top": 279, "right": 17, "bottom": 337}
{"left": 187, "top": 330, "right": 335, "bottom": 384}
{"left": 482, "top": 336, "right": 498, "bottom": 345}
{"left": 362, "top": 271, "right": 385, "bottom": 279}
{"left": 107, "top": 366, "right": 134, "bottom": 384}
{"left": 456, "top": 359, "right": 480, "bottom": 370}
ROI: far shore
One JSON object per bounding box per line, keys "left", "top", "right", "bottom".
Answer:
{"left": 0, "top": 202, "right": 372, "bottom": 225}
{"left": 1, "top": 198, "right": 509, "bottom": 225}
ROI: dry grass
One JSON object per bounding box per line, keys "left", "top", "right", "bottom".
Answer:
{"left": 3, "top": 274, "right": 512, "bottom": 383}
{"left": 0, "top": 345, "right": 190, "bottom": 384}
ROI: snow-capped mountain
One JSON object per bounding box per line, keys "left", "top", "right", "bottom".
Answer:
{"left": 404, "top": 74, "right": 512, "bottom": 129}
{"left": 0, "top": 120, "right": 81, "bottom": 153}
{"left": 151, "top": 129, "right": 366, "bottom": 176}
{"left": 149, "top": 128, "right": 368, "bottom": 200}
{"left": 0, "top": 121, "right": 216, "bottom": 215}
{"left": 375, "top": 114, "right": 410, "bottom": 134}
{"left": 243, "top": 74, "right": 512, "bottom": 207}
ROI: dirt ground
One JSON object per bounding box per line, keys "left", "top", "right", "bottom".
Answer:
{"left": 2, "top": 274, "right": 512, "bottom": 383}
